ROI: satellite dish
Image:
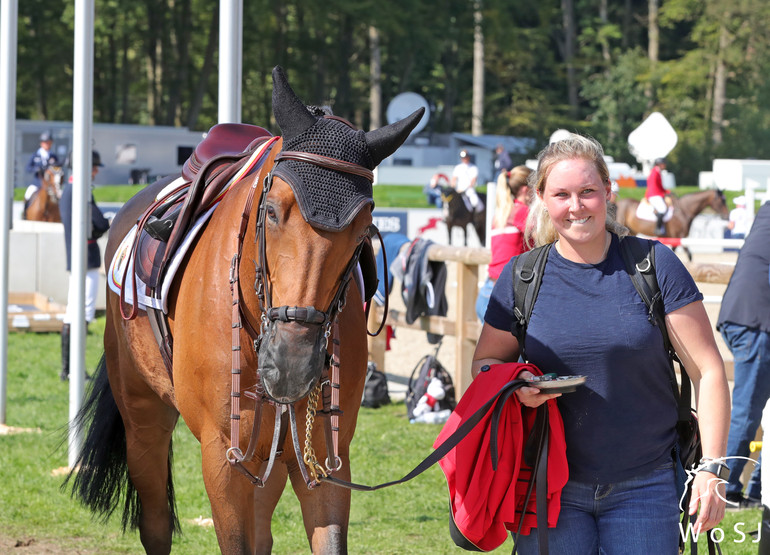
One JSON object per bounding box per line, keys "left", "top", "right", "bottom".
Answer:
{"left": 628, "top": 112, "right": 678, "bottom": 164}
{"left": 386, "top": 92, "right": 430, "bottom": 135}
{"left": 549, "top": 129, "right": 573, "bottom": 144}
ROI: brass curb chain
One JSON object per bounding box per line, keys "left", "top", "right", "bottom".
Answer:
{"left": 303, "top": 382, "right": 328, "bottom": 483}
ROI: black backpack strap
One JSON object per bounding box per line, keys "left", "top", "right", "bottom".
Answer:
{"left": 511, "top": 244, "right": 553, "bottom": 361}
{"left": 619, "top": 237, "right": 692, "bottom": 420}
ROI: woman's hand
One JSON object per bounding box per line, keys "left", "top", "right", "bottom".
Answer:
{"left": 514, "top": 370, "right": 562, "bottom": 408}
{"left": 689, "top": 471, "right": 726, "bottom": 534}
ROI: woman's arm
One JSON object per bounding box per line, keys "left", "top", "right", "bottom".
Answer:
{"left": 472, "top": 324, "right": 560, "bottom": 407}
{"left": 666, "top": 300, "right": 730, "bottom": 532}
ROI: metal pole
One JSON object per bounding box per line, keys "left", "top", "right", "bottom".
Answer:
{"left": 218, "top": 0, "right": 242, "bottom": 123}
{"left": 69, "top": 0, "right": 95, "bottom": 468}
{"left": 0, "top": 0, "right": 19, "bottom": 425}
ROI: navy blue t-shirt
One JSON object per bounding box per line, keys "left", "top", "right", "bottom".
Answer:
{"left": 485, "top": 234, "right": 703, "bottom": 484}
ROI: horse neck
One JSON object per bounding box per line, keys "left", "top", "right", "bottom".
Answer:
{"left": 677, "top": 191, "right": 712, "bottom": 220}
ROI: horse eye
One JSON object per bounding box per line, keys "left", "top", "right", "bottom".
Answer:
{"left": 266, "top": 204, "right": 278, "bottom": 222}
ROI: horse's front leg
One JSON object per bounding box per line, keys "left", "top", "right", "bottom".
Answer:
{"left": 289, "top": 458, "right": 351, "bottom": 554}
{"left": 200, "top": 432, "right": 287, "bottom": 555}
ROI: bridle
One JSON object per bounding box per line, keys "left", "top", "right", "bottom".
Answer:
{"left": 253, "top": 152, "right": 372, "bottom": 348}
{"left": 227, "top": 135, "right": 381, "bottom": 489}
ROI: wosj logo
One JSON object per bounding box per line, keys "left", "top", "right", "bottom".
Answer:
{"left": 679, "top": 456, "right": 762, "bottom": 545}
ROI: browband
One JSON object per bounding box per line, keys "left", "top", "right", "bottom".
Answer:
{"left": 275, "top": 151, "right": 374, "bottom": 182}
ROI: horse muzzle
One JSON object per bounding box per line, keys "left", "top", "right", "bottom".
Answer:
{"left": 258, "top": 318, "right": 328, "bottom": 404}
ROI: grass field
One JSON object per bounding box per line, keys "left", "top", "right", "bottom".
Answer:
{"left": 13, "top": 176, "right": 753, "bottom": 214}
{"left": 0, "top": 319, "right": 763, "bottom": 553}
{"left": 3, "top": 175, "right": 759, "bottom": 552}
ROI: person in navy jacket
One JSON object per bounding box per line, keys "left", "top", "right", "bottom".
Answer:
{"left": 24, "top": 130, "right": 61, "bottom": 212}
{"left": 59, "top": 150, "right": 110, "bottom": 381}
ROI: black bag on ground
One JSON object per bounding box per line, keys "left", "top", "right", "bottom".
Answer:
{"left": 362, "top": 362, "right": 391, "bottom": 408}
{"left": 406, "top": 344, "right": 456, "bottom": 420}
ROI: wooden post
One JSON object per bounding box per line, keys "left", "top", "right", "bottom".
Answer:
{"left": 454, "top": 260, "right": 478, "bottom": 396}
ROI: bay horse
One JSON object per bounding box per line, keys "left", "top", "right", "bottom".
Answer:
{"left": 66, "top": 66, "right": 423, "bottom": 554}
{"left": 615, "top": 189, "right": 729, "bottom": 259}
{"left": 24, "top": 165, "right": 64, "bottom": 222}
{"left": 440, "top": 186, "right": 486, "bottom": 246}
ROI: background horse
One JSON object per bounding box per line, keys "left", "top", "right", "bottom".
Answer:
{"left": 24, "top": 165, "right": 63, "bottom": 222}
{"left": 615, "top": 189, "right": 729, "bottom": 237}
{"left": 440, "top": 186, "right": 486, "bottom": 246}
{"left": 67, "top": 67, "right": 422, "bottom": 554}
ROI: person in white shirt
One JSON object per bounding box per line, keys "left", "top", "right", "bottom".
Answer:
{"left": 727, "top": 195, "right": 752, "bottom": 239}
{"left": 451, "top": 150, "right": 483, "bottom": 212}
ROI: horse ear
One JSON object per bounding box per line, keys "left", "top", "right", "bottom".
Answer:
{"left": 365, "top": 108, "right": 425, "bottom": 167}
{"left": 272, "top": 66, "right": 317, "bottom": 140}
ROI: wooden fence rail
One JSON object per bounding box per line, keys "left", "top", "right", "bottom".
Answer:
{"left": 368, "top": 244, "right": 736, "bottom": 395}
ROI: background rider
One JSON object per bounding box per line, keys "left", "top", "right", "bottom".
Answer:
{"left": 645, "top": 157, "right": 668, "bottom": 234}
{"left": 451, "top": 149, "right": 483, "bottom": 213}
{"left": 24, "top": 130, "right": 61, "bottom": 213}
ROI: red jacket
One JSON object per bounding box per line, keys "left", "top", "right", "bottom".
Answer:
{"left": 434, "top": 363, "right": 568, "bottom": 551}
{"left": 646, "top": 166, "right": 666, "bottom": 198}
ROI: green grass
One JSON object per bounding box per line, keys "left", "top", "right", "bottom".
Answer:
{"left": 14, "top": 180, "right": 752, "bottom": 213}
{"left": 0, "top": 320, "right": 763, "bottom": 553}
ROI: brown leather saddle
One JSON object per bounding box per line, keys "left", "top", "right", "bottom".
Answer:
{"left": 127, "top": 122, "right": 380, "bottom": 375}
{"left": 135, "top": 123, "right": 273, "bottom": 290}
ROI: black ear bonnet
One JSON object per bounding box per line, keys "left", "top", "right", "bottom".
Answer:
{"left": 272, "top": 117, "right": 375, "bottom": 231}
{"left": 271, "top": 66, "right": 424, "bottom": 231}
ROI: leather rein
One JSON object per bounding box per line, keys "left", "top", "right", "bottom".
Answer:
{"left": 227, "top": 139, "right": 386, "bottom": 489}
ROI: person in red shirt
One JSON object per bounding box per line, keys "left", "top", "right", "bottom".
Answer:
{"left": 475, "top": 165, "right": 533, "bottom": 321}
{"left": 646, "top": 157, "right": 668, "bottom": 234}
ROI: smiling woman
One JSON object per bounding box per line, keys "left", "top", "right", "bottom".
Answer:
{"left": 536, "top": 157, "right": 612, "bottom": 264}
{"left": 471, "top": 133, "right": 731, "bottom": 554}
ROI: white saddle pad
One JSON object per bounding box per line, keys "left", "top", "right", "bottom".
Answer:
{"left": 107, "top": 140, "right": 276, "bottom": 313}
{"left": 635, "top": 201, "right": 674, "bottom": 223}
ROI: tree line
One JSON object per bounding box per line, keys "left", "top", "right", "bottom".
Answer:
{"left": 16, "top": 0, "right": 770, "bottom": 184}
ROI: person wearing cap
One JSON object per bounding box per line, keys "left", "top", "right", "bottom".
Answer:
{"left": 645, "top": 157, "right": 669, "bottom": 235}
{"left": 727, "top": 195, "right": 751, "bottom": 240}
{"left": 451, "top": 149, "right": 483, "bottom": 213}
{"left": 24, "top": 131, "right": 61, "bottom": 213}
{"left": 59, "top": 150, "right": 110, "bottom": 381}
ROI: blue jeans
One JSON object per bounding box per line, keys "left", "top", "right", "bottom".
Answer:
{"left": 720, "top": 322, "right": 769, "bottom": 499}
{"left": 475, "top": 277, "right": 495, "bottom": 323}
{"left": 423, "top": 185, "right": 442, "bottom": 208}
{"left": 516, "top": 462, "right": 680, "bottom": 554}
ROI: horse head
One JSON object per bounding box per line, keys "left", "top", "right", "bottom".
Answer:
{"left": 711, "top": 189, "right": 730, "bottom": 219}
{"left": 256, "top": 66, "right": 423, "bottom": 403}
{"left": 43, "top": 166, "right": 64, "bottom": 203}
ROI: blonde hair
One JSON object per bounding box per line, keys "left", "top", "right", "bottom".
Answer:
{"left": 494, "top": 165, "right": 532, "bottom": 228}
{"left": 525, "top": 134, "right": 627, "bottom": 247}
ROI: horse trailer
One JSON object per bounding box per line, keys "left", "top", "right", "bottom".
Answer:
{"left": 14, "top": 120, "right": 206, "bottom": 188}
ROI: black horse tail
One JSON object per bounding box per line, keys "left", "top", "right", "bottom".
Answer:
{"left": 62, "top": 354, "right": 180, "bottom": 534}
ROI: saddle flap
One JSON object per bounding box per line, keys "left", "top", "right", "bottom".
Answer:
{"left": 135, "top": 198, "right": 184, "bottom": 287}
{"left": 182, "top": 123, "right": 272, "bottom": 182}
{"left": 136, "top": 227, "right": 169, "bottom": 289}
